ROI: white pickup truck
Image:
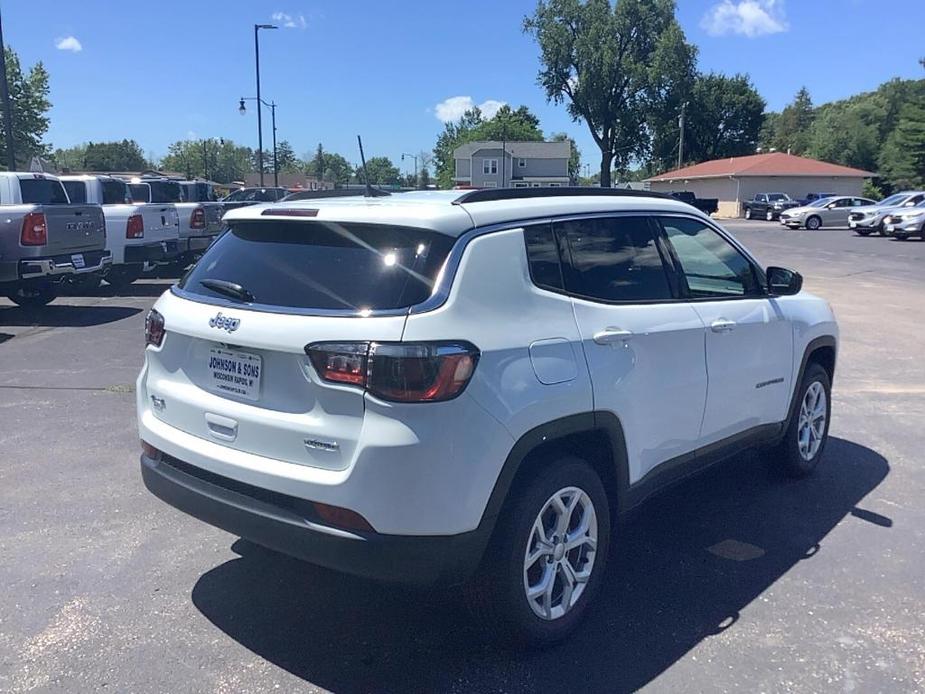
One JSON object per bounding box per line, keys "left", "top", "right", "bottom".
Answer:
{"left": 60, "top": 175, "right": 180, "bottom": 288}
{"left": 0, "top": 172, "right": 109, "bottom": 307}
{"left": 127, "top": 178, "right": 224, "bottom": 267}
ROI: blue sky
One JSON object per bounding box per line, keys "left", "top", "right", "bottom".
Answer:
{"left": 3, "top": 0, "right": 923, "bottom": 173}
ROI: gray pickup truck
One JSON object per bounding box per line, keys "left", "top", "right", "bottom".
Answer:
{"left": 0, "top": 172, "right": 109, "bottom": 307}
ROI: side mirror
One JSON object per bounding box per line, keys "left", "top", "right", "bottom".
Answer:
{"left": 767, "top": 266, "right": 803, "bottom": 296}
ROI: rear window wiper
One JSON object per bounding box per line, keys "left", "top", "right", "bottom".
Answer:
{"left": 199, "top": 278, "right": 255, "bottom": 303}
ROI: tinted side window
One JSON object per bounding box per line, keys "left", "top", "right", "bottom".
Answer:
{"left": 556, "top": 216, "right": 672, "bottom": 302}
{"left": 523, "top": 224, "right": 564, "bottom": 292}
{"left": 62, "top": 181, "right": 87, "bottom": 203}
{"left": 659, "top": 217, "right": 760, "bottom": 298}
{"left": 101, "top": 180, "right": 128, "bottom": 205}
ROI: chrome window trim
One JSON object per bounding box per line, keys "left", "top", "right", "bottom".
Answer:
{"left": 169, "top": 209, "right": 764, "bottom": 318}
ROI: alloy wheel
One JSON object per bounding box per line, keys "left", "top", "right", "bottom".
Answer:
{"left": 798, "top": 381, "right": 827, "bottom": 461}
{"left": 523, "top": 486, "right": 598, "bottom": 621}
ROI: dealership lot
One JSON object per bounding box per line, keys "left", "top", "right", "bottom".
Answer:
{"left": 1, "top": 222, "right": 924, "bottom": 693}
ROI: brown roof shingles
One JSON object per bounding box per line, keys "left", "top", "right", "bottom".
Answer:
{"left": 647, "top": 152, "right": 875, "bottom": 181}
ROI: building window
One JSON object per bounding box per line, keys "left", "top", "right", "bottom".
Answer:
{"left": 483, "top": 159, "right": 498, "bottom": 175}
{"left": 519, "top": 158, "right": 526, "bottom": 168}
{"left": 513, "top": 182, "right": 529, "bottom": 188}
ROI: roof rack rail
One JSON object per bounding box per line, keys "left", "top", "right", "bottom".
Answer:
{"left": 452, "top": 186, "right": 669, "bottom": 205}
{"left": 281, "top": 188, "right": 391, "bottom": 201}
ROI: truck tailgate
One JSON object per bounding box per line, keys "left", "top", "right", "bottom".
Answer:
{"left": 140, "top": 204, "right": 180, "bottom": 243}
{"left": 43, "top": 205, "right": 106, "bottom": 254}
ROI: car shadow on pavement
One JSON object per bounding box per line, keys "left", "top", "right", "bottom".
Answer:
{"left": 0, "top": 304, "right": 141, "bottom": 328}
{"left": 191, "top": 437, "right": 888, "bottom": 694}
{"left": 61, "top": 281, "right": 174, "bottom": 299}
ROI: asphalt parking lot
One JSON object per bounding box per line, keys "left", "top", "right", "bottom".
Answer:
{"left": 1, "top": 220, "right": 924, "bottom": 693}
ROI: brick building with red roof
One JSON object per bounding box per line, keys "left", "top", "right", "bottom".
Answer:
{"left": 646, "top": 152, "right": 875, "bottom": 218}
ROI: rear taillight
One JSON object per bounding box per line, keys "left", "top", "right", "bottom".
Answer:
{"left": 125, "top": 214, "right": 145, "bottom": 239}
{"left": 20, "top": 212, "right": 47, "bottom": 246}
{"left": 145, "top": 309, "right": 165, "bottom": 347}
{"left": 306, "top": 341, "right": 479, "bottom": 403}
{"left": 189, "top": 206, "right": 206, "bottom": 230}
{"left": 126, "top": 214, "right": 144, "bottom": 239}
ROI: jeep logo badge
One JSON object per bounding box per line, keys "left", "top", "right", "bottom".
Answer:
{"left": 208, "top": 312, "right": 240, "bottom": 332}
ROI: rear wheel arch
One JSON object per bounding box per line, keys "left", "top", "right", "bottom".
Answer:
{"left": 479, "top": 413, "right": 629, "bottom": 533}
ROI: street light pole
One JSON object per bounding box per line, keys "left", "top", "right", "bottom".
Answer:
{"left": 254, "top": 23, "right": 277, "bottom": 186}
{"left": 0, "top": 10, "right": 16, "bottom": 171}
{"left": 239, "top": 97, "right": 279, "bottom": 187}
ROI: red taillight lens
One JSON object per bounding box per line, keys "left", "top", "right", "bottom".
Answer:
{"left": 306, "top": 341, "right": 479, "bottom": 402}
{"left": 189, "top": 206, "right": 206, "bottom": 230}
{"left": 126, "top": 214, "right": 144, "bottom": 239}
{"left": 306, "top": 342, "right": 369, "bottom": 385}
{"left": 20, "top": 211, "right": 47, "bottom": 246}
{"left": 145, "top": 309, "right": 165, "bottom": 347}
{"left": 312, "top": 502, "right": 374, "bottom": 532}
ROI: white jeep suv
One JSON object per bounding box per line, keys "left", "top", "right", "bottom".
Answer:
{"left": 137, "top": 188, "right": 837, "bottom": 645}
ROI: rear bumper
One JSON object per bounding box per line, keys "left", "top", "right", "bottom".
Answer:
{"left": 140, "top": 452, "right": 488, "bottom": 586}
{"left": 0, "top": 249, "right": 111, "bottom": 282}
{"left": 124, "top": 240, "right": 180, "bottom": 264}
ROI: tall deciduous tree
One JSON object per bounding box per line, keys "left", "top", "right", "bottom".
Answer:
{"left": 55, "top": 140, "right": 149, "bottom": 171}
{"left": 0, "top": 47, "right": 51, "bottom": 168}
{"left": 652, "top": 73, "right": 764, "bottom": 168}
{"left": 525, "top": 0, "right": 696, "bottom": 186}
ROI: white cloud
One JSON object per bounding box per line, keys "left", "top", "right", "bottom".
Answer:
{"left": 271, "top": 11, "right": 307, "bottom": 29}
{"left": 54, "top": 36, "right": 83, "bottom": 52}
{"left": 434, "top": 96, "right": 507, "bottom": 123}
{"left": 700, "top": 0, "right": 788, "bottom": 38}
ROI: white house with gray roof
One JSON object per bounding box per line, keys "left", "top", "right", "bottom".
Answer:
{"left": 453, "top": 140, "right": 571, "bottom": 188}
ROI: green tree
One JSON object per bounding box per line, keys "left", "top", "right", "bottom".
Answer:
{"left": 878, "top": 93, "right": 925, "bottom": 189}
{"left": 57, "top": 139, "right": 148, "bottom": 171}
{"left": 321, "top": 152, "right": 354, "bottom": 186}
{"left": 356, "top": 156, "right": 400, "bottom": 186}
{"left": 160, "top": 139, "right": 254, "bottom": 184}
{"left": 772, "top": 87, "right": 814, "bottom": 154}
{"left": 0, "top": 47, "right": 51, "bottom": 168}
{"left": 271, "top": 140, "right": 300, "bottom": 173}
{"left": 433, "top": 106, "right": 484, "bottom": 188}
{"left": 525, "top": 0, "right": 697, "bottom": 186}
{"left": 309, "top": 143, "right": 325, "bottom": 180}
{"left": 653, "top": 73, "right": 764, "bottom": 169}
{"left": 550, "top": 132, "right": 581, "bottom": 178}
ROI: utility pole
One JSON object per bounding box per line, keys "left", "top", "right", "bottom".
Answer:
{"left": 0, "top": 10, "right": 16, "bottom": 171}
{"left": 677, "top": 102, "right": 687, "bottom": 170}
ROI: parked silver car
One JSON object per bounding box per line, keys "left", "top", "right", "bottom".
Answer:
{"left": 779, "top": 196, "right": 877, "bottom": 230}
{"left": 848, "top": 191, "right": 925, "bottom": 236}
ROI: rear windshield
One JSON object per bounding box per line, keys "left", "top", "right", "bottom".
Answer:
{"left": 179, "top": 221, "right": 455, "bottom": 311}
{"left": 148, "top": 181, "right": 183, "bottom": 203}
{"left": 129, "top": 184, "right": 150, "bottom": 202}
{"left": 62, "top": 181, "right": 87, "bottom": 203}
{"left": 19, "top": 178, "right": 70, "bottom": 204}
{"left": 101, "top": 179, "right": 128, "bottom": 205}
{"left": 183, "top": 182, "right": 216, "bottom": 202}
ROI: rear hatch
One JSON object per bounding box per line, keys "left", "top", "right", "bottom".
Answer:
{"left": 144, "top": 219, "right": 453, "bottom": 471}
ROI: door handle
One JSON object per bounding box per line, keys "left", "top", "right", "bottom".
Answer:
{"left": 593, "top": 327, "right": 633, "bottom": 345}
{"left": 711, "top": 319, "right": 736, "bottom": 333}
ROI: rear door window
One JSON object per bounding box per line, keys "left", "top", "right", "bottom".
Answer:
{"left": 555, "top": 216, "right": 673, "bottom": 303}
{"left": 19, "top": 178, "right": 70, "bottom": 204}
{"left": 179, "top": 221, "right": 454, "bottom": 311}
{"left": 62, "top": 181, "right": 87, "bottom": 203}
{"left": 101, "top": 180, "right": 128, "bottom": 204}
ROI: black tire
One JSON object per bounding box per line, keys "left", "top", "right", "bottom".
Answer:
{"left": 105, "top": 265, "right": 143, "bottom": 289}
{"left": 6, "top": 283, "right": 57, "bottom": 308}
{"left": 895, "top": 234, "right": 909, "bottom": 241}
{"left": 766, "top": 209, "right": 774, "bottom": 221}
{"left": 855, "top": 229, "right": 871, "bottom": 236}
{"left": 805, "top": 215, "right": 822, "bottom": 231}
{"left": 465, "top": 457, "right": 611, "bottom": 648}
{"left": 744, "top": 208, "right": 752, "bottom": 220}
{"left": 767, "top": 363, "right": 832, "bottom": 478}
{"left": 879, "top": 224, "right": 891, "bottom": 237}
